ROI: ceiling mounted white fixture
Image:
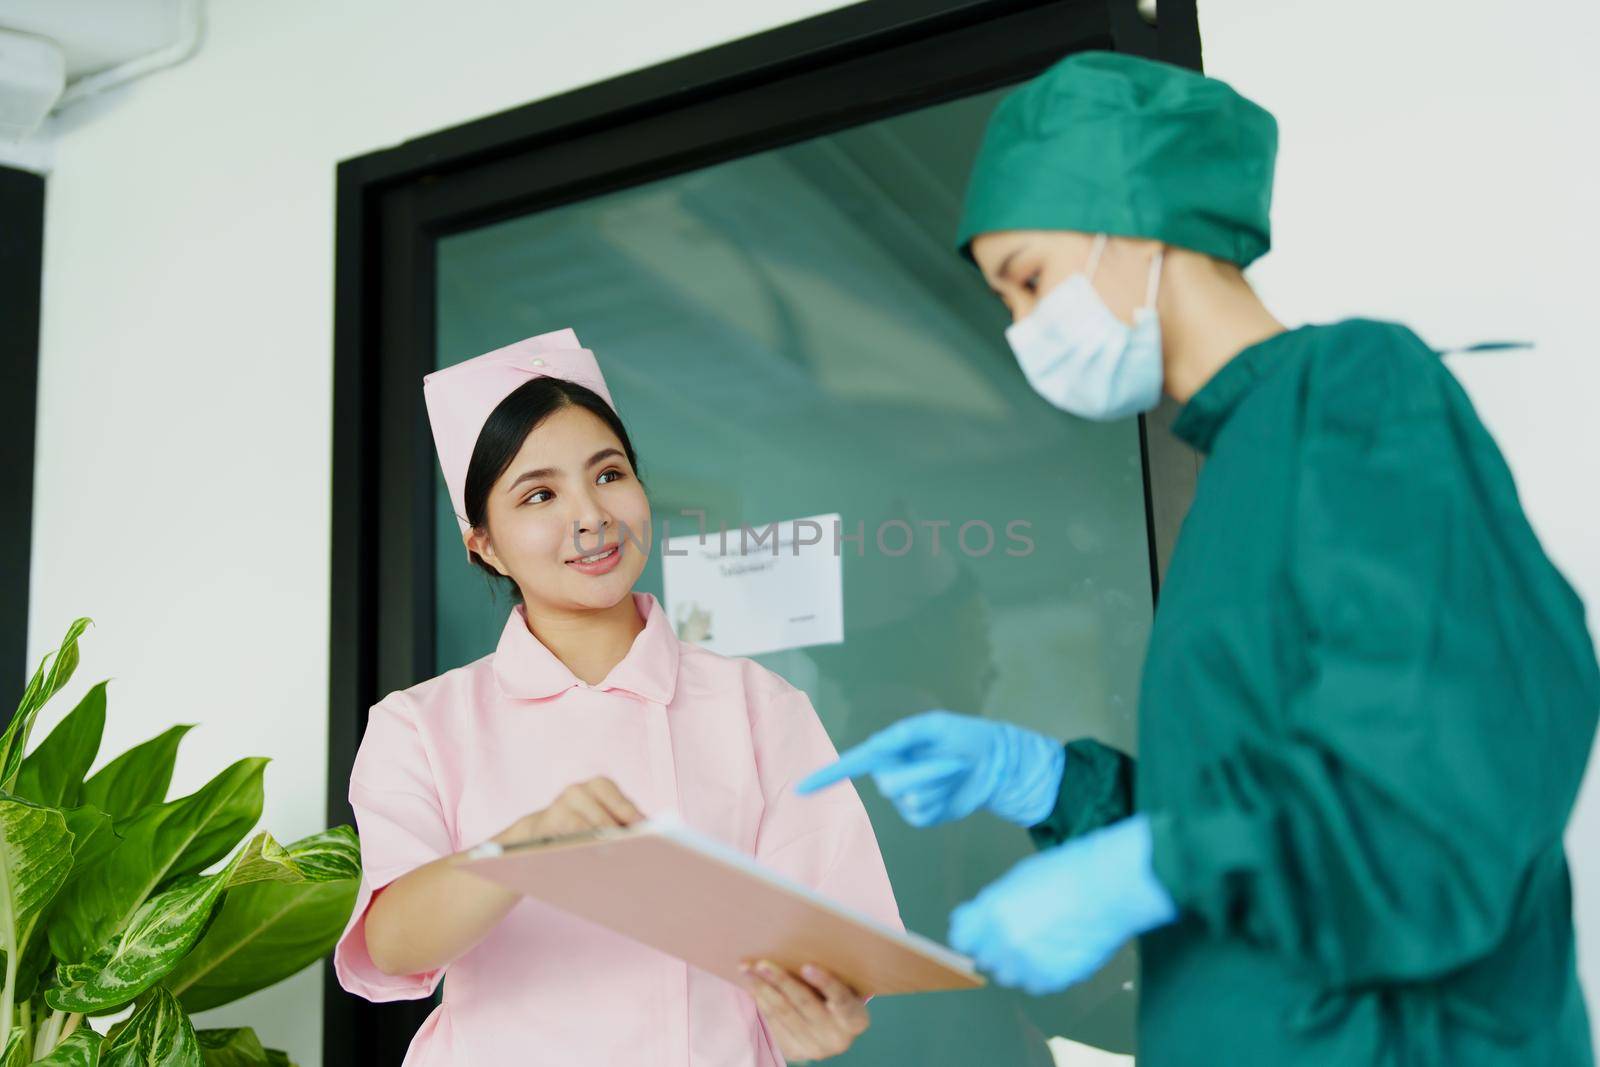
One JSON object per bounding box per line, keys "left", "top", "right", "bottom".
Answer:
{"left": 0, "top": 0, "right": 203, "bottom": 139}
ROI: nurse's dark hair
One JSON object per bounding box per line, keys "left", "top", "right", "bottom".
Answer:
{"left": 462, "top": 377, "right": 641, "bottom": 588}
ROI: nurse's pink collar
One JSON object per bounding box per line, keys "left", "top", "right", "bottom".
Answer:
{"left": 492, "top": 592, "right": 680, "bottom": 706}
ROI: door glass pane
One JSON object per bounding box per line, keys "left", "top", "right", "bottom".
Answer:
{"left": 433, "top": 87, "right": 1149, "bottom": 1063}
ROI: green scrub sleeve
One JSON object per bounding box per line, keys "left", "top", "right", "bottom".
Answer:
{"left": 1147, "top": 374, "right": 1600, "bottom": 989}
{"left": 1027, "top": 738, "right": 1135, "bottom": 851}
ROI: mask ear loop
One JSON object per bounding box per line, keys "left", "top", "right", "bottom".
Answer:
{"left": 1084, "top": 234, "right": 1110, "bottom": 278}
{"left": 1143, "top": 246, "right": 1166, "bottom": 309}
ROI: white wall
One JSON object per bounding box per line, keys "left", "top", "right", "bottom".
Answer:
{"left": 23, "top": 2, "right": 854, "bottom": 1063}
{"left": 25, "top": 0, "right": 1600, "bottom": 1062}
{"left": 1201, "top": 0, "right": 1600, "bottom": 1055}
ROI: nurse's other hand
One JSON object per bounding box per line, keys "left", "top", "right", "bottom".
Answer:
{"left": 494, "top": 777, "right": 644, "bottom": 843}
{"left": 796, "top": 710, "right": 1066, "bottom": 828}
{"left": 741, "top": 960, "right": 869, "bottom": 1061}
{"left": 948, "top": 814, "right": 1177, "bottom": 995}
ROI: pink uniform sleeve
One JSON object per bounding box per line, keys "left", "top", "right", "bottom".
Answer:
{"left": 334, "top": 694, "right": 456, "bottom": 1002}
{"left": 752, "top": 682, "right": 904, "bottom": 936}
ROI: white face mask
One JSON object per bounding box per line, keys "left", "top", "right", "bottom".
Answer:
{"left": 1003, "top": 235, "right": 1166, "bottom": 421}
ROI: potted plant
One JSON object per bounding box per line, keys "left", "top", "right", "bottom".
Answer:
{"left": 1, "top": 619, "right": 360, "bottom": 1065}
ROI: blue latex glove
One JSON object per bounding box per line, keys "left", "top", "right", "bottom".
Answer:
{"left": 796, "top": 710, "right": 1066, "bottom": 828}
{"left": 949, "top": 814, "right": 1177, "bottom": 995}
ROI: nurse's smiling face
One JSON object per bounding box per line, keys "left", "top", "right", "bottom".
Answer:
{"left": 466, "top": 405, "right": 652, "bottom": 614}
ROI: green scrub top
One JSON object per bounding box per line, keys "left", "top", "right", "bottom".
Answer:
{"left": 1029, "top": 319, "right": 1600, "bottom": 1066}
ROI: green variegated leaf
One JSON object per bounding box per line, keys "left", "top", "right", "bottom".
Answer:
{"left": 194, "top": 1028, "right": 261, "bottom": 1062}
{"left": 0, "top": 1027, "right": 27, "bottom": 1067}
{"left": 13, "top": 619, "right": 90, "bottom": 720}
{"left": 48, "top": 835, "right": 280, "bottom": 1013}
{"left": 16, "top": 681, "right": 108, "bottom": 808}
{"left": 81, "top": 725, "right": 196, "bottom": 822}
{"left": 164, "top": 828, "right": 359, "bottom": 1014}
{"left": 269, "top": 827, "right": 358, "bottom": 883}
{"left": 50, "top": 759, "right": 267, "bottom": 965}
{"left": 99, "top": 988, "right": 200, "bottom": 1067}
{"left": 194, "top": 1028, "right": 295, "bottom": 1066}
{"left": 33, "top": 1027, "right": 103, "bottom": 1066}
{"left": 49, "top": 877, "right": 222, "bottom": 1014}
{"left": 2, "top": 618, "right": 92, "bottom": 791}
{"left": 61, "top": 804, "right": 120, "bottom": 874}
{"left": 222, "top": 834, "right": 301, "bottom": 890}
{"left": 102, "top": 1015, "right": 129, "bottom": 1044}
{"left": 17, "top": 804, "right": 118, "bottom": 999}
{"left": 0, "top": 796, "right": 74, "bottom": 999}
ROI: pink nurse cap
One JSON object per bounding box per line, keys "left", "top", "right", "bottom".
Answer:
{"left": 422, "top": 328, "right": 618, "bottom": 535}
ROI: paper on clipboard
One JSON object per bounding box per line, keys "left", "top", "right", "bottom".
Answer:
{"left": 455, "top": 813, "right": 982, "bottom": 997}
{"left": 660, "top": 512, "right": 843, "bottom": 658}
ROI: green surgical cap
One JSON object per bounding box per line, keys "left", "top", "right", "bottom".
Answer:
{"left": 956, "top": 51, "right": 1278, "bottom": 267}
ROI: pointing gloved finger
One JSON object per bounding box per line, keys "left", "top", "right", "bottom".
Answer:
{"left": 796, "top": 718, "right": 936, "bottom": 794}
{"left": 870, "top": 758, "right": 969, "bottom": 800}
{"left": 796, "top": 746, "right": 898, "bottom": 795}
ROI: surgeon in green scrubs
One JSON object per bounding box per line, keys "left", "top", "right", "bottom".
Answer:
{"left": 800, "top": 51, "right": 1600, "bottom": 1065}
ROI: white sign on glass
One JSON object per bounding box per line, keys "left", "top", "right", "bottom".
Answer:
{"left": 661, "top": 512, "right": 844, "bottom": 658}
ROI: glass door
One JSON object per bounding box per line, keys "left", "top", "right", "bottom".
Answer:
{"left": 431, "top": 87, "right": 1150, "bottom": 1064}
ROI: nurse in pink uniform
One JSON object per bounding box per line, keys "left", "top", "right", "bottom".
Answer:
{"left": 333, "top": 329, "right": 903, "bottom": 1066}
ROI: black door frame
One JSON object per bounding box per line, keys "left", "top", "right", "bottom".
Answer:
{"left": 328, "top": 1, "right": 1200, "bottom": 1060}
{"left": 1, "top": 165, "right": 45, "bottom": 721}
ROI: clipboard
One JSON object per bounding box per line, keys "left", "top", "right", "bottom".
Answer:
{"left": 454, "top": 813, "right": 984, "bottom": 996}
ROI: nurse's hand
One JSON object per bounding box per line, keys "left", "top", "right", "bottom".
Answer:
{"left": 741, "top": 960, "right": 869, "bottom": 1061}
{"left": 494, "top": 777, "right": 645, "bottom": 843}
{"left": 796, "top": 710, "right": 1066, "bottom": 828}
{"left": 948, "top": 814, "right": 1177, "bottom": 995}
